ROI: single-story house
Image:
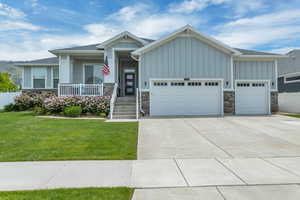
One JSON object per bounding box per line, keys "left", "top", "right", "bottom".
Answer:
{"left": 15, "top": 25, "right": 287, "bottom": 118}
{"left": 277, "top": 49, "right": 300, "bottom": 113}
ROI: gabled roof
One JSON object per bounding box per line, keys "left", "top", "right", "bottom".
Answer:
{"left": 132, "top": 25, "right": 242, "bottom": 56}
{"left": 14, "top": 57, "right": 58, "bottom": 66}
{"left": 53, "top": 43, "right": 102, "bottom": 51}
{"left": 96, "top": 31, "right": 149, "bottom": 48}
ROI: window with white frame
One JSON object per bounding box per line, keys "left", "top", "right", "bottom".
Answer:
{"left": 53, "top": 67, "right": 59, "bottom": 88}
{"left": 84, "top": 64, "right": 103, "bottom": 84}
{"left": 32, "top": 67, "right": 46, "bottom": 88}
{"left": 285, "top": 74, "right": 300, "bottom": 83}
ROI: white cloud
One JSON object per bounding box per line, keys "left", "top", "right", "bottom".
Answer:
{"left": 0, "top": 21, "right": 41, "bottom": 31}
{"left": 30, "top": 0, "right": 38, "bottom": 8}
{"left": 168, "top": 0, "right": 265, "bottom": 16}
{"left": 270, "top": 47, "right": 300, "bottom": 54}
{"left": 0, "top": 3, "right": 204, "bottom": 60}
{"left": 215, "top": 9, "right": 300, "bottom": 49}
{"left": 109, "top": 4, "right": 148, "bottom": 22}
{"left": 169, "top": 0, "right": 222, "bottom": 14}
{"left": 0, "top": 3, "right": 26, "bottom": 18}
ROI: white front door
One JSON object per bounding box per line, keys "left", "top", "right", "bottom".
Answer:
{"left": 235, "top": 81, "right": 270, "bottom": 115}
{"left": 150, "top": 80, "right": 223, "bottom": 116}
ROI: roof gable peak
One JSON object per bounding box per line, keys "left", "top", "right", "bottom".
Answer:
{"left": 132, "top": 25, "right": 242, "bottom": 56}
{"left": 97, "top": 31, "right": 149, "bottom": 48}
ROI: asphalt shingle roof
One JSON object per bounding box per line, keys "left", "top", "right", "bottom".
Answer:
{"left": 54, "top": 43, "right": 102, "bottom": 51}
{"left": 15, "top": 57, "right": 58, "bottom": 66}
{"left": 234, "top": 48, "right": 279, "bottom": 56}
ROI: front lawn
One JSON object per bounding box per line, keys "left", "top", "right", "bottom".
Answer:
{"left": 0, "top": 188, "right": 133, "bottom": 200}
{"left": 284, "top": 114, "right": 300, "bottom": 119}
{"left": 0, "top": 112, "right": 138, "bottom": 162}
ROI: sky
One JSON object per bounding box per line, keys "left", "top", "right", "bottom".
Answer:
{"left": 0, "top": 0, "right": 300, "bottom": 61}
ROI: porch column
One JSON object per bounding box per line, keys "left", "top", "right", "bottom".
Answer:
{"left": 59, "top": 55, "right": 72, "bottom": 83}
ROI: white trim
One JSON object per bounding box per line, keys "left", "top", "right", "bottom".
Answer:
{"left": 97, "top": 31, "right": 148, "bottom": 48}
{"left": 235, "top": 79, "right": 271, "bottom": 115}
{"left": 22, "top": 66, "right": 25, "bottom": 89}
{"left": 112, "top": 47, "right": 139, "bottom": 85}
{"left": 15, "top": 63, "right": 59, "bottom": 66}
{"left": 234, "top": 55, "right": 288, "bottom": 59}
{"left": 82, "top": 63, "right": 103, "bottom": 84}
{"left": 284, "top": 72, "right": 300, "bottom": 84}
{"left": 149, "top": 78, "right": 224, "bottom": 117}
{"left": 230, "top": 56, "right": 234, "bottom": 90}
{"left": 31, "top": 67, "right": 47, "bottom": 89}
{"left": 52, "top": 66, "right": 59, "bottom": 89}
{"left": 274, "top": 60, "right": 278, "bottom": 91}
{"left": 132, "top": 25, "right": 241, "bottom": 56}
{"left": 279, "top": 71, "right": 300, "bottom": 78}
{"left": 49, "top": 50, "right": 104, "bottom": 55}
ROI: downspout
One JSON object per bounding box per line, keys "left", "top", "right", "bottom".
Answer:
{"left": 131, "top": 54, "right": 145, "bottom": 116}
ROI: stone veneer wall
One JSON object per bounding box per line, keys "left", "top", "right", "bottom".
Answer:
{"left": 271, "top": 92, "right": 278, "bottom": 113}
{"left": 224, "top": 91, "right": 235, "bottom": 115}
{"left": 139, "top": 91, "right": 278, "bottom": 116}
{"left": 103, "top": 83, "right": 115, "bottom": 96}
{"left": 22, "top": 89, "right": 58, "bottom": 96}
{"left": 141, "top": 91, "right": 150, "bottom": 115}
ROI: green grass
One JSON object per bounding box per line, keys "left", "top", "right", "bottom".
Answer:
{"left": 0, "top": 112, "right": 138, "bottom": 162}
{"left": 0, "top": 188, "right": 133, "bottom": 200}
{"left": 284, "top": 114, "right": 300, "bottom": 119}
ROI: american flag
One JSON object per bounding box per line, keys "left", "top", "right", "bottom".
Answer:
{"left": 102, "top": 56, "right": 110, "bottom": 76}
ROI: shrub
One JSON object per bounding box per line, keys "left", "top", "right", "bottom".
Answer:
{"left": 44, "top": 96, "right": 110, "bottom": 115}
{"left": 98, "top": 112, "right": 107, "bottom": 117}
{"left": 0, "top": 72, "right": 18, "bottom": 92}
{"left": 14, "top": 94, "right": 34, "bottom": 111}
{"left": 33, "top": 106, "right": 46, "bottom": 115}
{"left": 63, "top": 106, "right": 82, "bottom": 117}
{"left": 4, "top": 103, "right": 18, "bottom": 112}
{"left": 14, "top": 92, "right": 56, "bottom": 111}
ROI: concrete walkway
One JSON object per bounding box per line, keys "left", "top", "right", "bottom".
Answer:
{"left": 138, "top": 116, "right": 300, "bottom": 159}
{"left": 2, "top": 157, "right": 300, "bottom": 191}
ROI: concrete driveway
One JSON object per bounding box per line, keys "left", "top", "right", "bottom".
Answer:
{"left": 138, "top": 115, "right": 300, "bottom": 159}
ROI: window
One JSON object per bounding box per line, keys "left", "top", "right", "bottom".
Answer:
{"left": 188, "top": 82, "right": 202, "bottom": 86}
{"left": 170, "top": 82, "right": 185, "bottom": 86}
{"left": 84, "top": 64, "right": 104, "bottom": 84}
{"left": 285, "top": 75, "right": 300, "bottom": 83}
{"left": 32, "top": 67, "right": 46, "bottom": 88}
{"left": 53, "top": 67, "right": 59, "bottom": 88}
{"left": 154, "top": 82, "right": 168, "bottom": 86}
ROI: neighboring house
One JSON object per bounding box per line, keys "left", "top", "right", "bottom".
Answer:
{"left": 15, "top": 25, "right": 286, "bottom": 118}
{"left": 277, "top": 50, "right": 300, "bottom": 113}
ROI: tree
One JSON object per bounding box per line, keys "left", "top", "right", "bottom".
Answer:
{"left": 0, "top": 72, "right": 18, "bottom": 92}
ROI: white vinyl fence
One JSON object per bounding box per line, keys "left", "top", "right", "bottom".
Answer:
{"left": 0, "top": 92, "right": 21, "bottom": 109}
{"left": 279, "top": 92, "right": 300, "bottom": 113}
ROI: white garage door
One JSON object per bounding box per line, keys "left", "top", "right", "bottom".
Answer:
{"left": 150, "top": 80, "right": 223, "bottom": 116}
{"left": 235, "top": 81, "right": 270, "bottom": 115}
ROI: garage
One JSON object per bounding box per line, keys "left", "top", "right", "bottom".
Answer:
{"left": 235, "top": 81, "right": 270, "bottom": 115}
{"left": 150, "top": 79, "right": 223, "bottom": 116}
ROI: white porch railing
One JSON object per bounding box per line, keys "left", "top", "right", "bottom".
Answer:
{"left": 58, "top": 83, "right": 104, "bottom": 96}
{"left": 109, "top": 83, "right": 118, "bottom": 120}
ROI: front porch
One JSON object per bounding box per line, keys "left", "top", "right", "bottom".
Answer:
{"left": 58, "top": 50, "right": 138, "bottom": 97}
{"left": 58, "top": 83, "right": 104, "bottom": 96}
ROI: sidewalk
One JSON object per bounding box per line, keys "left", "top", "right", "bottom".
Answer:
{"left": 1, "top": 157, "right": 300, "bottom": 191}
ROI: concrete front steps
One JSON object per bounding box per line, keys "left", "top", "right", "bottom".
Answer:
{"left": 113, "top": 96, "right": 137, "bottom": 119}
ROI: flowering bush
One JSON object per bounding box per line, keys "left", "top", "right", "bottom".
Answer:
{"left": 14, "top": 92, "right": 56, "bottom": 111}
{"left": 44, "top": 96, "right": 110, "bottom": 115}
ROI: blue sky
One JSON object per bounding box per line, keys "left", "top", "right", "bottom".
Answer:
{"left": 0, "top": 0, "right": 300, "bottom": 60}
